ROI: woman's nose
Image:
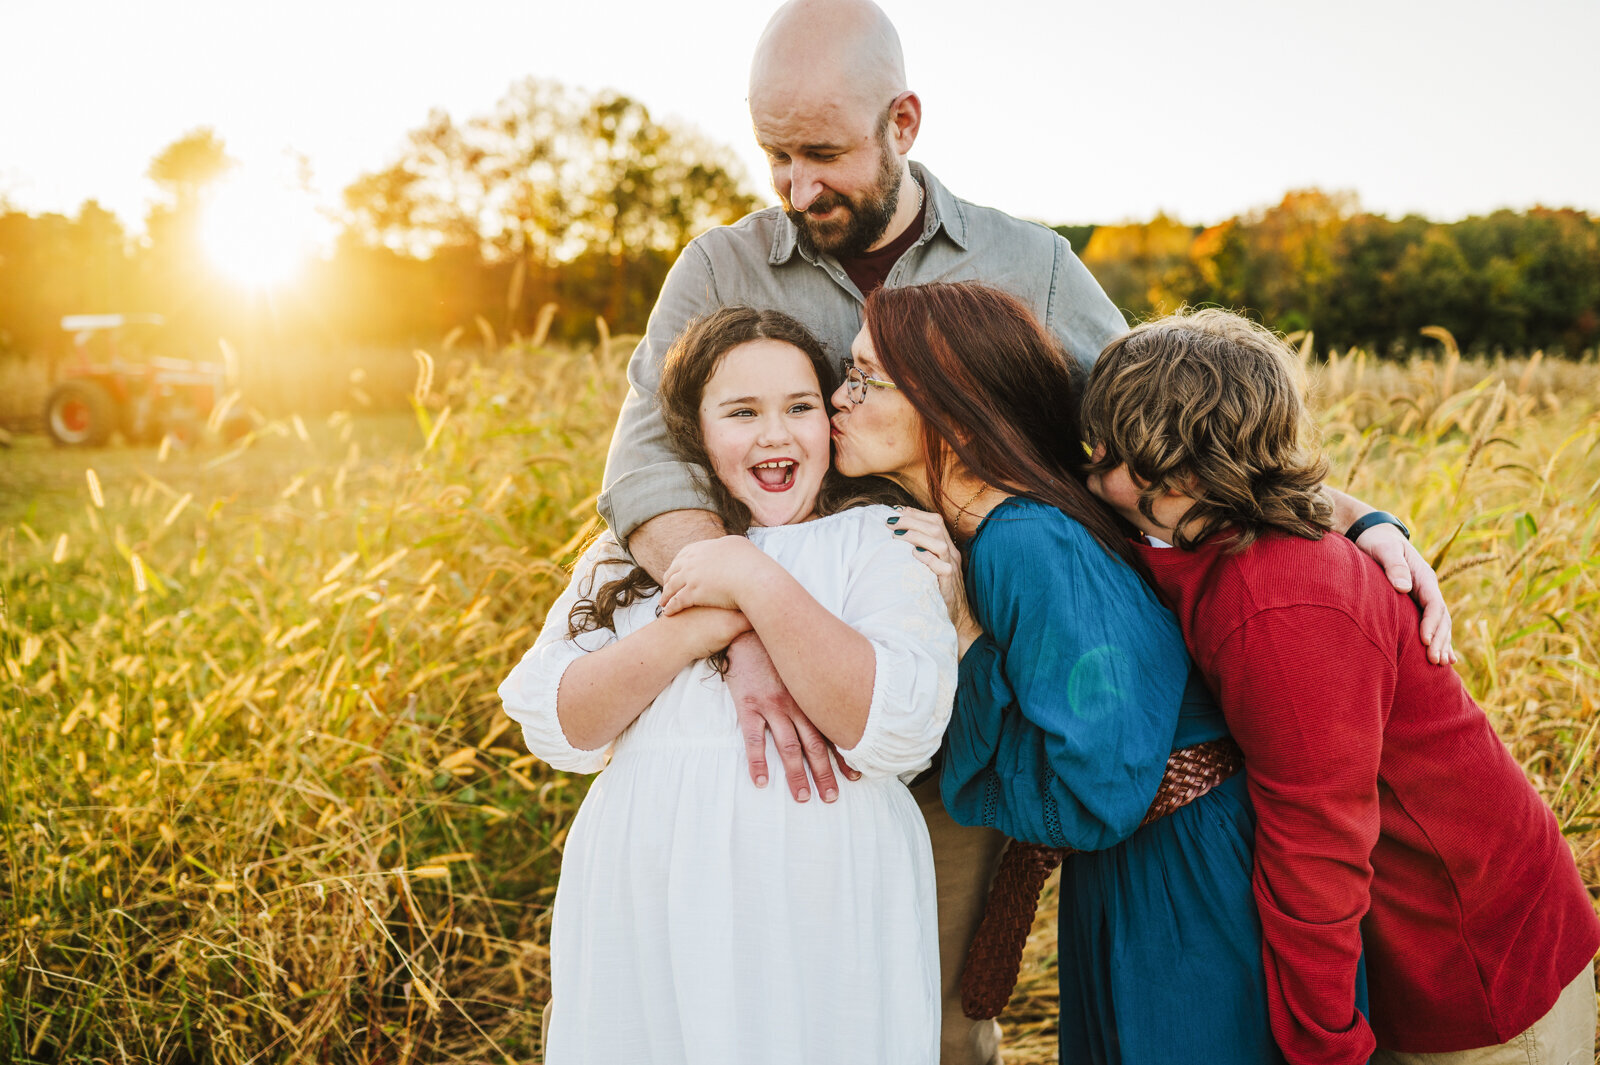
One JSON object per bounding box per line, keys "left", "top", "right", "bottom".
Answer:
{"left": 830, "top": 379, "right": 852, "bottom": 412}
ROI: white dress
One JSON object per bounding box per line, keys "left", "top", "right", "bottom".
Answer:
{"left": 499, "top": 506, "right": 956, "bottom": 1065}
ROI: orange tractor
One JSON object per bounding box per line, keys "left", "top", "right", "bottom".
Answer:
{"left": 44, "top": 314, "right": 248, "bottom": 446}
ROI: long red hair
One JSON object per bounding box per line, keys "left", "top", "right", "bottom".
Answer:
{"left": 863, "top": 282, "right": 1141, "bottom": 572}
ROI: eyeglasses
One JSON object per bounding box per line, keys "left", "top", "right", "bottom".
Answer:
{"left": 843, "top": 363, "right": 899, "bottom": 405}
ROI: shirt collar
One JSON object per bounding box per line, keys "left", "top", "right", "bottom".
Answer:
{"left": 768, "top": 161, "right": 967, "bottom": 266}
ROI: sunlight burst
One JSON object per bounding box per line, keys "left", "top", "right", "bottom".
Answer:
{"left": 201, "top": 166, "right": 321, "bottom": 288}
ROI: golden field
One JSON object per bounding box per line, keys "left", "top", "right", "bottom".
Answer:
{"left": 1, "top": 333, "right": 1597, "bottom": 1064}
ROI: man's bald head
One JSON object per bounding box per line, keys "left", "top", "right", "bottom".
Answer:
{"left": 747, "top": 0, "right": 922, "bottom": 258}
{"left": 749, "top": 0, "right": 906, "bottom": 116}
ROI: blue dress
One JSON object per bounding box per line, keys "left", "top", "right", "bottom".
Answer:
{"left": 940, "top": 497, "right": 1282, "bottom": 1065}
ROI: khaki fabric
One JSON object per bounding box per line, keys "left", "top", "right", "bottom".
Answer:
{"left": 913, "top": 773, "right": 1010, "bottom": 1065}
{"left": 1372, "top": 963, "right": 1596, "bottom": 1065}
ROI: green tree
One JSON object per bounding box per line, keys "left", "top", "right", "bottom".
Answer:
{"left": 1321, "top": 213, "right": 1430, "bottom": 352}
{"left": 146, "top": 127, "right": 234, "bottom": 209}
{"left": 341, "top": 78, "right": 760, "bottom": 337}
{"left": 71, "top": 200, "right": 132, "bottom": 312}
{"left": 1080, "top": 214, "right": 1196, "bottom": 320}
{"left": 1391, "top": 228, "right": 1475, "bottom": 343}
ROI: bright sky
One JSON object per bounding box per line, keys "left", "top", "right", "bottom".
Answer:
{"left": 3, "top": 0, "right": 1596, "bottom": 235}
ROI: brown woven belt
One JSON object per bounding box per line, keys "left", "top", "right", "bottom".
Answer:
{"left": 957, "top": 735, "right": 1244, "bottom": 1020}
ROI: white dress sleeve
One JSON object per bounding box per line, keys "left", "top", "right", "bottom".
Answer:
{"left": 832, "top": 515, "right": 958, "bottom": 781}
{"left": 498, "top": 532, "right": 639, "bottom": 774}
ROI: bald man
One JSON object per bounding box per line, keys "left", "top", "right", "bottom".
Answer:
{"left": 594, "top": 2, "right": 1448, "bottom": 1062}
{"left": 599, "top": 10, "right": 1107, "bottom": 1056}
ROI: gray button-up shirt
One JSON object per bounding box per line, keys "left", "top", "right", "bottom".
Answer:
{"left": 597, "top": 162, "right": 1128, "bottom": 545}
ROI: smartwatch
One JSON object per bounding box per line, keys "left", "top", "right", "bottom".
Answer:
{"left": 1344, "top": 510, "right": 1410, "bottom": 543}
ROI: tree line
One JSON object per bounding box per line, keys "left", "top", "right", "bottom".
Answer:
{"left": 1, "top": 82, "right": 1595, "bottom": 365}
{"left": 1063, "top": 189, "right": 1599, "bottom": 355}
{"left": 0, "top": 79, "right": 761, "bottom": 363}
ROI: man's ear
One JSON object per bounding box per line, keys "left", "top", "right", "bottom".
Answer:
{"left": 888, "top": 91, "right": 921, "bottom": 155}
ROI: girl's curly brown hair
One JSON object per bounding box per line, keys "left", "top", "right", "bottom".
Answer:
{"left": 1081, "top": 307, "right": 1332, "bottom": 551}
{"left": 568, "top": 306, "right": 909, "bottom": 638}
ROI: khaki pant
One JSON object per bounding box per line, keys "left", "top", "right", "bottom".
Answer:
{"left": 912, "top": 773, "right": 1010, "bottom": 1065}
{"left": 540, "top": 777, "right": 1012, "bottom": 1065}
{"left": 1372, "top": 963, "right": 1596, "bottom": 1065}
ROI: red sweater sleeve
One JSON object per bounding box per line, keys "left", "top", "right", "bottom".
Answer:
{"left": 1211, "top": 604, "right": 1394, "bottom": 1065}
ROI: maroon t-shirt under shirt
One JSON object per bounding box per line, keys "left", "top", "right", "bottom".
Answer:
{"left": 838, "top": 189, "right": 927, "bottom": 297}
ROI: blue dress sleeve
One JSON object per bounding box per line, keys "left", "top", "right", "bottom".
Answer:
{"left": 940, "top": 502, "right": 1190, "bottom": 851}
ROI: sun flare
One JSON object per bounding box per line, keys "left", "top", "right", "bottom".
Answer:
{"left": 200, "top": 166, "right": 322, "bottom": 288}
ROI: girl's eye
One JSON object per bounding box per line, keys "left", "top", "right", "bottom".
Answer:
{"left": 788, "top": 402, "right": 816, "bottom": 414}
{"left": 728, "top": 408, "right": 755, "bottom": 418}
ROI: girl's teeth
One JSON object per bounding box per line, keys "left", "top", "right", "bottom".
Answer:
{"left": 752, "top": 461, "right": 796, "bottom": 488}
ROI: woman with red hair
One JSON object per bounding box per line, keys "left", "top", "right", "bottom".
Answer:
{"left": 828, "top": 281, "right": 1283, "bottom": 1064}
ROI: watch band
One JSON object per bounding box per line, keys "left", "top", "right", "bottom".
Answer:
{"left": 1345, "top": 510, "right": 1410, "bottom": 542}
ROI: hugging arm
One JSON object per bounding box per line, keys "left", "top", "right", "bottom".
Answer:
{"left": 1044, "top": 232, "right": 1132, "bottom": 383}
{"left": 662, "top": 527, "right": 955, "bottom": 778}
{"left": 1324, "top": 487, "right": 1453, "bottom": 665}
{"left": 939, "top": 515, "right": 1187, "bottom": 850}
{"left": 662, "top": 536, "right": 876, "bottom": 747}
{"left": 553, "top": 605, "right": 751, "bottom": 751}
{"left": 499, "top": 536, "right": 744, "bottom": 769}
{"left": 598, "top": 244, "right": 721, "bottom": 545}
{"left": 1212, "top": 607, "right": 1388, "bottom": 1065}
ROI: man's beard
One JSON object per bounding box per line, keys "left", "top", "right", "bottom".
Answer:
{"left": 784, "top": 138, "right": 904, "bottom": 259}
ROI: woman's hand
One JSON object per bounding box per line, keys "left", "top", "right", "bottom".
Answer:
{"left": 886, "top": 508, "right": 983, "bottom": 655}
{"left": 660, "top": 535, "right": 775, "bottom": 616}
{"left": 671, "top": 605, "right": 753, "bottom": 659}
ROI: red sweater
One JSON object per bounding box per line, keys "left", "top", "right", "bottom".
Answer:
{"left": 1139, "top": 531, "right": 1597, "bottom": 1063}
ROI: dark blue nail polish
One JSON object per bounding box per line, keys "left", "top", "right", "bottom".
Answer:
{"left": 886, "top": 516, "right": 899, "bottom": 525}
{"left": 893, "top": 528, "right": 906, "bottom": 535}
{"left": 916, "top": 546, "right": 927, "bottom": 552}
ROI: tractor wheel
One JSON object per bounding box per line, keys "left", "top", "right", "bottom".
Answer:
{"left": 45, "top": 381, "right": 117, "bottom": 447}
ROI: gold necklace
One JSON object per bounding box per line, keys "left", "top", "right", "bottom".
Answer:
{"left": 953, "top": 481, "right": 989, "bottom": 516}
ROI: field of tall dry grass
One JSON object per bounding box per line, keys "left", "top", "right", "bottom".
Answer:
{"left": 2, "top": 331, "right": 1598, "bottom": 1064}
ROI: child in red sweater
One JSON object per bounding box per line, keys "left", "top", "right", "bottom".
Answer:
{"left": 1079, "top": 308, "right": 1598, "bottom": 1065}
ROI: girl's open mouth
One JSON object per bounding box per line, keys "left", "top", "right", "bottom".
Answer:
{"left": 751, "top": 459, "right": 797, "bottom": 492}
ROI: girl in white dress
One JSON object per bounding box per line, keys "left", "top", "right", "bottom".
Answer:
{"left": 499, "top": 307, "right": 956, "bottom": 1065}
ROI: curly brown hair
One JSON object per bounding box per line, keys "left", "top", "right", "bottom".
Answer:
{"left": 1080, "top": 307, "right": 1332, "bottom": 551}
{"left": 568, "top": 307, "right": 909, "bottom": 638}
